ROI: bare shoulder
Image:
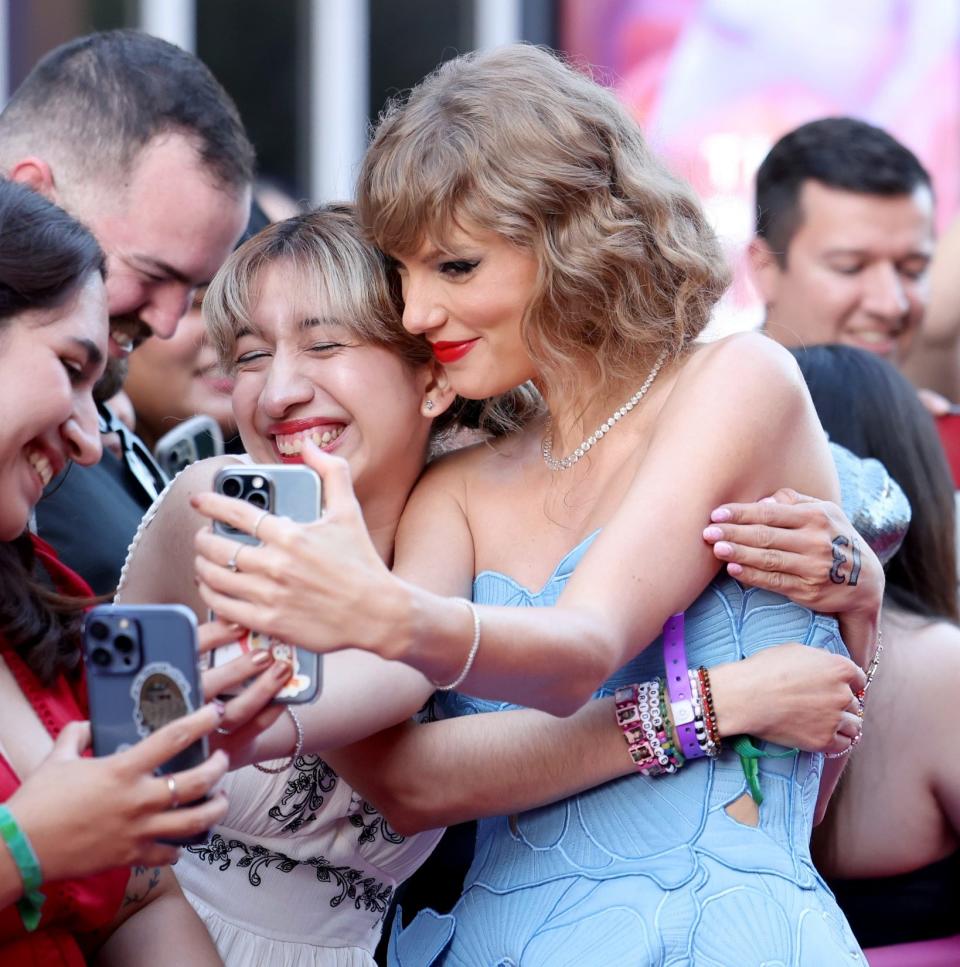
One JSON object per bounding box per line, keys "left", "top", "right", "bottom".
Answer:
{"left": 901, "top": 618, "right": 960, "bottom": 686}
{"left": 682, "top": 332, "right": 805, "bottom": 394}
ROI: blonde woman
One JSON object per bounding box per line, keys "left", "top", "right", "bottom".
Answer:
{"left": 191, "top": 49, "right": 880, "bottom": 964}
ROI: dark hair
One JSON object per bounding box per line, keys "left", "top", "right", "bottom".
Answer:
{"left": 0, "top": 178, "right": 106, "bottom": 683}
{"left": 791, "top": 344, "right": 957, "bottom": 623}
{"left": 756, "top": 117, "right": 932, "bottom": 264}
{"left": 0, "top": 29, "right": 253, "bottom": 194}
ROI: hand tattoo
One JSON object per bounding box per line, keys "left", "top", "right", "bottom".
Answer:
{"left": 829, "top": 535, "right": 861, "bottom": 586}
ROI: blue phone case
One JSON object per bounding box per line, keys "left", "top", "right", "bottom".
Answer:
{"left": 83, "top": 604, "right": 209, "bottom": 844}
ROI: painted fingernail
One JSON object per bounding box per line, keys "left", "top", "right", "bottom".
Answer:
{"left": 714, "top": 541, "right": 733, "bottom": 557}
{"left": 273, "top": 660, "right": 293, "bottom": 679}
{"left": 727, "top": 562, "right": 743, "bottom": 576}
{"left": 703, "top": 525, "right": 723, "bottom": 541}
{"left": 213, "top": 699, "right": 226, "bottom": 718}
{"left": 711, "top": 507, "right": 732, "bottom": 522}
{"left": 250, "top": 650, "right": 272, "bottom": 667}
{"left": 760, "top": 496, "right": 777, "bottom": 504}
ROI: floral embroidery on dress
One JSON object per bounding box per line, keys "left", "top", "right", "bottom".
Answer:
{"left": 350, "top": 799, "right": 405, "bottom": 846}
{"left": 268, "top": 754, "right": 339, "bottom": 833}
{"left": 187, "top": 833, "right": 395, "bottom": 920}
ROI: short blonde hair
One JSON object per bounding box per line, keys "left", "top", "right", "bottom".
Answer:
{"left": 204, "top": 204, "right": 430, "bottom": 373}
{"left": 358, "top": 44, "right": 730, "bottom": 407}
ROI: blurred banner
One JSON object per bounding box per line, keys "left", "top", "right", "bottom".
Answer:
{"left": 562, "top": 0, "right": 960, "bottom": 334}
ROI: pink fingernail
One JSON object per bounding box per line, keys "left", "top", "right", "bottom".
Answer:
{"left": 727, "top": 562, "right": 743, "bottom": 576}
{"left": 250, "top": 650, "right": 272, "bottom": 666}
{"left": 213, "top": 699, "right": 226, "bottom": 718}
{"left": 711, "top": 508, "right": 732, "bottom": 522}
{"left": 760, "top": 496, "right": 777, "bottom": 504}
{"left": 714, "top": 541, "right": 733, "bottom": 557}
{"left": 703, "top": 525, "right": 723, "bottom": 541}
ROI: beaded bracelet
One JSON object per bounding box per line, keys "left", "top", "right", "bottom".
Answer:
{"left": 0, "top": 805, "right": 44, "bottom": 931}
{"left": 688, "top": 668, "right": 720, "bottom": 758}
{"left": 696, "top": 667, "right": 722, "bottom": 751}
{"left": 253, "top": 707, "right": 304, "bottom": 774}
{"left": 824, "top": 628, "right": 884, "bottom": 761}
{"left": 432, "top": 600, "right": 481, "bottom": 691}
{"left": 614, "top": 680, "right": 681, "bottom": 777}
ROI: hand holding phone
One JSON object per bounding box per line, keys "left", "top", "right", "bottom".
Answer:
{"left": 83, "top": 604, "right": 214, "bottom": 844}
{"left": 210, "top": 465, "right": 323, "bottom": 704}
{"left": 5, "top": 713, "right": 230, "bottom": 878}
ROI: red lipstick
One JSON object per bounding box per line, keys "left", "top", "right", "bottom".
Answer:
{"left": 431, "top": 339, "right": 479, "bottom": 364}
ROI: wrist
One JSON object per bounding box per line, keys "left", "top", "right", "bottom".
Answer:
{"left": 706, "top": 661, "right": 753, "bottom": 737}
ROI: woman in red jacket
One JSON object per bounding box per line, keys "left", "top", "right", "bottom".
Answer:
{"left": 0, "top": 179, "right": 282, "bottom": 965}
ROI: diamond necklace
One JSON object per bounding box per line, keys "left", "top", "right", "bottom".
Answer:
{"left": 541, "top": 348, "right": 669, "bottom": 471}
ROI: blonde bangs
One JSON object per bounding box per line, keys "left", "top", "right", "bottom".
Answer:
{"left": 357, "top": 45, "right": 730, "bottom": 429}
{"left": 203, "top": 205, "right": 431, "bottom": 373}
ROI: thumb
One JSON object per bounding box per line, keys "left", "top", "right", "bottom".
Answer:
{"left": 48, "top": 720, "right": 92, "bottom": 761}
{"left": 300, "top": 439, "right": 361, "bottom": 519}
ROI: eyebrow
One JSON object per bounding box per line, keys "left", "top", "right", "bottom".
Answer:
{"left": 821, "top": 247, "right": 932, "bottom": 260}
{"left": 129, "top": 254, "right": 195, "bottom": 286}
{"left": 299, "top": 316, "right": 346, "bottom": 333}
{"left": 71, "top": 337, "right": 104, "bottom": 369}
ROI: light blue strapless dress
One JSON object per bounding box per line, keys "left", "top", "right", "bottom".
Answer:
{"left": 389, "top": 532, "right": 866, "bottom": 966}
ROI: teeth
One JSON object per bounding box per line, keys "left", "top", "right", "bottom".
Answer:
{"left": 275, "top": 425, "right": 345, "bottom": 455}
{"left": 26, "top": 449, "right": 53, "bottom": 486}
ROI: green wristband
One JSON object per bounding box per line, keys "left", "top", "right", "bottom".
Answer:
{"left": 0, "top": 805, "right": 45, "bottom": 932}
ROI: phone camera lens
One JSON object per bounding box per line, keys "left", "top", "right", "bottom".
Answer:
{"left": 88, "top": 620, "right": 110, "bottom": 641}
{"left": 221, "top": 476, "right": 242, "bottom": 498}
{"left": 90, "top": 647, "right": 112, "bottom": 667}
{"left": 247, "top": 491, "right": 268, "bottom": 509}
{"left": 114, "top": 634, "right": 135, "bottom": 655}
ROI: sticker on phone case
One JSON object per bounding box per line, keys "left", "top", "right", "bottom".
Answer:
{"left": 131, "top": 662, "right": 196, "bottom": 738}
{"left": 217, "top": 629, "right": 312, "bottom": 699}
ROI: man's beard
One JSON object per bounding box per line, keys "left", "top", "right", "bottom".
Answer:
{"left": 95, "top": 314, "right": 152, "bottom": 403}
{"left": 93, "top": 354, "right": 128, "bottom": 402}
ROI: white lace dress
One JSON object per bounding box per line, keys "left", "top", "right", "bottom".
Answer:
{"left": 117, "top": 468, "right": 444, "bottom": 966}
{"left": 176, "top": 757, "right": 442, "bottom": 966}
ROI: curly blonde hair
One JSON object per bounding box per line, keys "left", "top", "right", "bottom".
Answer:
{"left": 357, "top": 44, "right": 730, "bottom": 416}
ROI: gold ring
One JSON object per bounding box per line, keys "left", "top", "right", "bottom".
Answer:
{"left": 166, "top": 774, "right": 179, "bottom": 809}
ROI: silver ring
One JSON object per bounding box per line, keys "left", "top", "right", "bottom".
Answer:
{"left": 166, "top": 774, "right": 179, "bottom": 809}
{"left": 227, "top": 544, "right": 244, "bottom": 572}
{"left": 252, "top": 510, "right": 270, "bottom": 542}
{"left": 215, "top": 726, "right": 232, "bottom": 736}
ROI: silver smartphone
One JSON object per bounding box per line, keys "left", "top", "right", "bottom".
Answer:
{"left": 83, "top": 604, "right": 209, "bottom": 844}
{"left": 210, "top": 464, "right": 323, "bottom": 704}
{"left": 154, "top": 415, "right": 225, "bottom": 477}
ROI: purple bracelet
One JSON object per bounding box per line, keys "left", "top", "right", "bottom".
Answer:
{"left": 662, "top": 612, "right": 703, "bottom": 760}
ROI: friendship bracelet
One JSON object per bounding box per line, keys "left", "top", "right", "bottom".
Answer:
{"left": 688, "top": 668, "right": 720, "bottom": 758}
{"left": 696, "top": 667, "right": 721, "bottom": 751}
{"left": 614, "top": 680, "right": 682, "bottom": 777}
{"left": 0, "top": 805, "right": 44, "bottom": 931}
{"left": 432, "top": 600, "right": 481, "bottom": 691}
{"left": 253, "top": 706, "right": 305, "bottom": 774}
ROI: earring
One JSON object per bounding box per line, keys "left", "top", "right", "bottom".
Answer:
{"left": 424, "top": 399, "right": 435, "bottom": 411}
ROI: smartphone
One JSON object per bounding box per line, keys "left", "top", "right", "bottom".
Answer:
{"left": 210, "top": 464, "right": 323, "bottom": 704}
{"left": 154, "top": 415, "right": 225, "bottom": 477}
{"left": 82, "top": 604, "right": 209, "bottom": 844}
{"left": 935, "top": 408, "right": 960, "bottom": 489}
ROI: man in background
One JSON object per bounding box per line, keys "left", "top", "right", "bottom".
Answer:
{"left": 749, "top": 117, "right": 935, "bottom": 372}
{"left": 0, "top": 29, "right": 254, "bottom": 592}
